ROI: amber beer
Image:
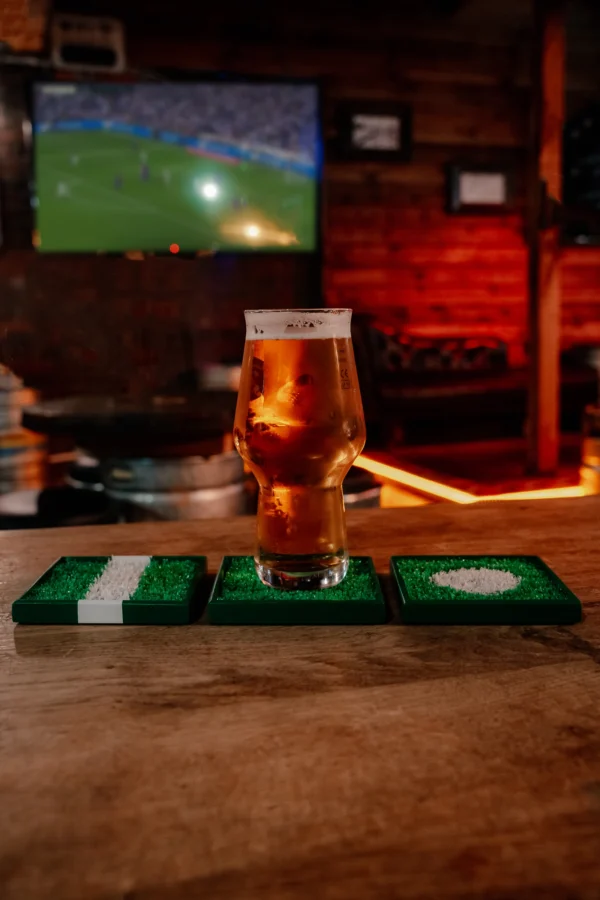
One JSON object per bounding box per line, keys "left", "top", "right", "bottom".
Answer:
{"left": 234, "top": 309, "right": 366, "bottom": 589}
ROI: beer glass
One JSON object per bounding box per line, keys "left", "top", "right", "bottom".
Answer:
{"left": 234, "top": 309, "right": 366, "bottom": 590}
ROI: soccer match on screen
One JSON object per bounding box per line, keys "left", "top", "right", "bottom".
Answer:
{"left": 33, "top": 81, "right": 319, "bottom": 253}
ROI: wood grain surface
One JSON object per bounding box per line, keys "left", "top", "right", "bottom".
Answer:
{"left": 3, "top": 499, "right": 600, "bottom": 899}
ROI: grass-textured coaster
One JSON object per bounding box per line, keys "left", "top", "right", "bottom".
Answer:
{"left": 208, "top": 556, "right": 386, "bottom": 625}
{"left": 391, "top": 555, "right": 582, "bottom": 625}
{"left": 12, "top": 555, "right": 206, "bottom": 625}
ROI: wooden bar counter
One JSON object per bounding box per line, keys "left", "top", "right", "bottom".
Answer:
{"left": 2, "top": 498, "right": 600, "bottom": 899}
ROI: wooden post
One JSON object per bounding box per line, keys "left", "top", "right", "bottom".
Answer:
{"left": 527, "top": 0, "right": 565, "bottom": 474}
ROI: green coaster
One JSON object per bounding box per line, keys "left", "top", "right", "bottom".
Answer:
{"left": 208, "top": 556, "right": 386, "bottom": 625}
{"left": 391, "top": 555, "right": 582, "bottom": 625}
{"left": 12, "top": 555, "right": 206, "bottom": 625}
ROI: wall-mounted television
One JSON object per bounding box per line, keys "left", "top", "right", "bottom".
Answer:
{"left": 32, "top": 80, "right": 320, "bottom": 254}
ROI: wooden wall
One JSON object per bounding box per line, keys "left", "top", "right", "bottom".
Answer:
{"left": 1, "top": 0, "right": 600, "bottom": 394}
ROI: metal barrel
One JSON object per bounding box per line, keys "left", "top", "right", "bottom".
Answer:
{"left": 103, "top": 451, "right": 247, "bottom": 520}
{"left": 343, "top": 467, "right": 381, "bottom": 509}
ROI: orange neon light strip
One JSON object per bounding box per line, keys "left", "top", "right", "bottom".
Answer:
{"left": 477, "top": 485, "right": 586, "bottom": 502}
{"left": 354, "top": 456, "right": 477, "bottom": 504}
{"left": 355, "top": 455, "right": 587, "bottom": 504}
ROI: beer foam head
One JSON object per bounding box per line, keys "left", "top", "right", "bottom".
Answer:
{"left": 244, "top": 309, "right": 352, "bottom": 340}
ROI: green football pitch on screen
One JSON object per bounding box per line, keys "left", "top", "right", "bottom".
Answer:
{"left": 35, "top": 131, "right": 317, "bottom": 253}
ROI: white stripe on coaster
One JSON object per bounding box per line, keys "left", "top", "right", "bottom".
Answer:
{"left": 78, "top": 556, "right": 151, "bottom": 624}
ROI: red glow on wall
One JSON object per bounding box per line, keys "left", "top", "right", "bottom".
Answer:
{"left": 169, "top": 243, "right": 180, "bottom": 254}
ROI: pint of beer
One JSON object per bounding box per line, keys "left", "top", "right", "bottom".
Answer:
{"left": 234, "top": 309, "right": 366, "bottom": 589}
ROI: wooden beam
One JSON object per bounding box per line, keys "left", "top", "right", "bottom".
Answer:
{"left": 527, "top": 0, "right": 565, "bottom": 474}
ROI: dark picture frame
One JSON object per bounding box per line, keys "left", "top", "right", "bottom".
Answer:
{"left": 446, "top": 164, "right": 513, "bottom": 215}
{"left": 335, "top": 100, "right": 412, "bottom": 162}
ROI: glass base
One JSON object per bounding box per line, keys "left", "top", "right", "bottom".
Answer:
{"left": 255, "top": 554, "right": 349, "bottom": 591}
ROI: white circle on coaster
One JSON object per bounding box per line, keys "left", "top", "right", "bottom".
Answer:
{"left": 430, "top": 567, "right": 521, "bottom": 595}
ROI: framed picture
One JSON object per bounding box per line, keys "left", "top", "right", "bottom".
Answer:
{"left": 336, "top": 101, "right": 412, "bottom": 162}
{"left": 446, "top": 165, "right": 512, "bottom": 214}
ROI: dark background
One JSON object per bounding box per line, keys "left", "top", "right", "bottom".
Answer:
{"left": 1, "top": 0, "right": 600, "bottom": 397}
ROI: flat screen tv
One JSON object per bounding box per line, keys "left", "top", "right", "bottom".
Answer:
{"left": 32, "top": 80, "right": 320, "bottom": 253}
